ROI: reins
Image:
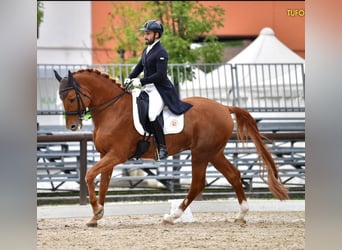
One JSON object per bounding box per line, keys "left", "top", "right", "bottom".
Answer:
{"left": 85, "top": 91, "right": 126, "bottom": 119}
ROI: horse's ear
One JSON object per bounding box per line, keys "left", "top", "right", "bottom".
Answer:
{"left": 68, "top": 70, "right": 74, "bottom": 87}
{"left": 53, "top": 70, "right": 62, "bottom": 82}
{"left": 67, "top": 70, "right": 80, "bottom": 89}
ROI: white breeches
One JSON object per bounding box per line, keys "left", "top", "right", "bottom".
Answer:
{"left": 143, "top": 84, "right": 164, "bottom": 121}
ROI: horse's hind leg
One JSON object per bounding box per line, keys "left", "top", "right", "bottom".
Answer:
{"left": 210, "top": 153, "right": 249, "bottom": 224}
{"left": 163, "top": 157, "right": 208, "bottom": 224}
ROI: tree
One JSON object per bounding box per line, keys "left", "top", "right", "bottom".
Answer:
{"left": 37, "top": 1, "right": 44, "bottom": 38}
{"left": 94, "top": 1, "right": 224, "bottom": 64}
{"left": 93, "top": 1, "right": 225, "bottom": 86}
{"left": 93, "top": 2, "right": 149, "bottom": 64}
{"left": 145, "top": 1, "right": 225, "bottom": 64}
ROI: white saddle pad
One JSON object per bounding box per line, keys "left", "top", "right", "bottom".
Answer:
{"left": 132, "top": 88, "right": 184, "bottom": 136}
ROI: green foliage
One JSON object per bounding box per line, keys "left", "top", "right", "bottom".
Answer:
{"left": 144, "top": 1, "right": 225, "bottom": 84}
{"left": 145, "top": 1, "right": 224, "bottom": 64}
{"left": 200, "top": 35, "right": 224, "bottom": 63}
{"left": 93, "top": 3, "right": 149, "bottom": 63}
{"left": 37, "top": 1, "right": 44, "bottom": 30}
{"left": 93, "top": 1, "right": 225, "bottom": 85}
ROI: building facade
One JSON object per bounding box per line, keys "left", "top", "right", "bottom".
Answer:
{"left": 91, "top": 1, "right": 305, "bottom": 64}
{"left": 37, "top": 1, "right": 304, "bottom": 65}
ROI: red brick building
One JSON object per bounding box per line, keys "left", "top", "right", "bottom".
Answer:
{"left": 91, "top": 1, "right": 304, "bottom": 64}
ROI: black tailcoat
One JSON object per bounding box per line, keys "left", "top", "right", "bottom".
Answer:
{"left": 128, "top": 42, "right": 192, "bottom": 115}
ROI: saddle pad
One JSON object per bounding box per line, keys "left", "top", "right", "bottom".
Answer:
{"left": 132, "top": 88, "right": 184, "bottom": 136}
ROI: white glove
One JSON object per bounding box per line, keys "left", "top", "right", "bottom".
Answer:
{"left": 123, "top": 78, "right": 131, "bottom": 87}
{"left": 131, "top": 78, "right": 141, "bottom": 87}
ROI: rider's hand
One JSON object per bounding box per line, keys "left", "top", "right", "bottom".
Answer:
{"left": 123, "top": 78, "right": 131, "bottom": 88}
{"left": 131, "top": 78, "right": 141, "bottom": 87}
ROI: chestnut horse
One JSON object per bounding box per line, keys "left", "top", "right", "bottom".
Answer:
{"left": 54, "top": 69, "right": 288, "bottom": 227}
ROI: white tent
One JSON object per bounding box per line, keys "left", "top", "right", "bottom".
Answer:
{"left": 180, "top": 27, "right": 305, "bottom": 108}
{"left": 229, "top": 27, "right": 304, "bottom": 64}
{"left": 207, "top": 27, "right": 305, "bottom": 87}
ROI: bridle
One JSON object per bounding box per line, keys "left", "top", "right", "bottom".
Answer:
{"left": 59, "top": 73, "right": 127, "bottom": 121}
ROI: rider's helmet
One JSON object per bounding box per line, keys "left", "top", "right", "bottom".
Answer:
{"left": 140, "top": 20, "right": 164, "bottom": 38}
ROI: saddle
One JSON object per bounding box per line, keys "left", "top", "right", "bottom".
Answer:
{"left": 130, "top": 88, "right": 184, "bottom": 159}
{"left": 136, "top": 90, "right": 164, "bottom": 135}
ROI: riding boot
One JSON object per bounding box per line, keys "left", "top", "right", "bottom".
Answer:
{"left": 151, "top": 120, "right": 168, "bottom": 160}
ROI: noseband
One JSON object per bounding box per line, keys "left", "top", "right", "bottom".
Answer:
{"left": 59, "top": 76, "right": 127, "bottom": 121}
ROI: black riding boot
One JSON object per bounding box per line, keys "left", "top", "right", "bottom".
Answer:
{"left": 151, "top": 120, "right": 168, "bottom": 160}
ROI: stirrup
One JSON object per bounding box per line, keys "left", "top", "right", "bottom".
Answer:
{"left": 154, "top": 148, "right": 160, "bottom": 162}
{"left": 154, "top": 146, "right": 168, "bottom": 161}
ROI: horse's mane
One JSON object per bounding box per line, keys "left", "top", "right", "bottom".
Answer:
{"left": 74, "top": 68, "right": 124, "bottom": 90}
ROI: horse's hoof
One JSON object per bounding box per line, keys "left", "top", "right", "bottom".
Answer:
{"left": 94, "top": 205, "right": 104, "bottom": 220}
{"left": 234, "top": 218, "right": 246, "bottom": 225}
{"left": 162, "top": 214, "right": 175, "bottom": 225}
{"left": 86, "top": 216, "right": 98, "bottom": 227}
{"left": 86, "top": 221, "right": 98, "bottom": 227}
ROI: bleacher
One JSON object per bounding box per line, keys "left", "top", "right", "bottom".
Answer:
{"left": 37, "top": 116, "right": 304, "bottom": 192}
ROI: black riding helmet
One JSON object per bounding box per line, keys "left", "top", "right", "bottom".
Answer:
{"left": 140, "top": 20, "right": 164, "bottom": 37}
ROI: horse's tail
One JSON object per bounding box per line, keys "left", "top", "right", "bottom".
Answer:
{"left": 228, "top": 106, "right": 289, "bottom": 200}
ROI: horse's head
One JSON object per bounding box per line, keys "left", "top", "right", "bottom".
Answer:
{"left": 54, "top": 70, "right": 91, "bottom": 131}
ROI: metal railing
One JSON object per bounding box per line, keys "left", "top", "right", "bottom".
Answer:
{"left": 37, "top": 62, "right": 305, "bottom": 116}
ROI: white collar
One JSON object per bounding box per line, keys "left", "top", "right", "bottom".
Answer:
{"left": 146, "top": 39, "right": 160, "bottom": 54}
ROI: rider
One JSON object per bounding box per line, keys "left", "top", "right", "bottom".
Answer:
{"left": 124, "top": 20, "right": 192, "bottom": 160}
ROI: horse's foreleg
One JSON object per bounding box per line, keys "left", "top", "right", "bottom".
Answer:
{"left": 85, "top": 169, "right": 102, "bottom": 227}
{"left": 85, "top": 167, "right": 114, "bottom": 227}
{"left": 98, "top": 168, "right": 114, "bottom": 206}
{"left": 211, "top": 154, "right": 249, "bottom": 224}
{"left": 163, "top": 159, "right": 208, "bottom": 224}
{"left": 85, "top": 155, "right": 118, "bottom": 227}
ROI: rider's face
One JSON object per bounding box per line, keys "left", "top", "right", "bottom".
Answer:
{"left": 144, "top": 31, "right": 158, "bottom": 45}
